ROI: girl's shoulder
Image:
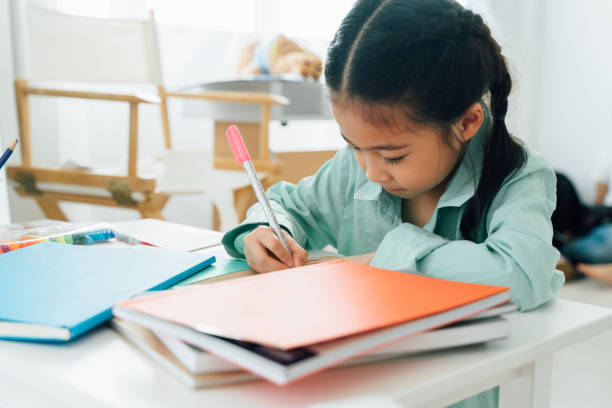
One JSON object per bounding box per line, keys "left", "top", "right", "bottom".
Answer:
{"left": 486, "top": 139, "right": 557, "bottom": 224}
{"left": 329, "top": 145, "right": 377, "bottom": 197}
{"left": 519, "top": 139, "right": 553, "bottom": 174}
{"left": 506, "top": 137, "right": 556, "bottom": 188}
{"left": 304, "top": 144, "right": 365, "bottom": 195}
{"left": 329, "top": 144, "right": 362, "bottom": 175}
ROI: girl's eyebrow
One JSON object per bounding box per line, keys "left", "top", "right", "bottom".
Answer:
{"left": 341, "top": 132, "right": 409, "bottom": 151}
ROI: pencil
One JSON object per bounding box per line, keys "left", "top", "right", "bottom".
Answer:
{"left": 225, "top": 125, "right": 292, "bottom": 255}
{"left": 0, "top": 139, "right": 18, "bottom": 170}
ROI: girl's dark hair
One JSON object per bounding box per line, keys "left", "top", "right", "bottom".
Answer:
{"left": 325, "top": 0, "right": 526, "bottom": 242}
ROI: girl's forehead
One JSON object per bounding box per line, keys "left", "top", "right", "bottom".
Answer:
{"left": 332, "top": 100, "right": 421, "bottom": 132}
{"left": 332, "top": 102, "right": 432, "bottom": 144}
{"left": 340, "top": 130, "right": 412, "bottom": 151}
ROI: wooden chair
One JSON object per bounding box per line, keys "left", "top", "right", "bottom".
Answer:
{"left": 7, "top": 2, "right": 286, "bottom": 229}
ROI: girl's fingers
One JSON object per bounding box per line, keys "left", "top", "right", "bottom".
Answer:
{"left": 243, "top": 226, "right": 308, "bottom": 272}
{"left": 260, "top": 231, "right": 294, "bottom": 267}
{"left": 284, "top": 232, "right": 308, "bottom": 267}
{"left": 244, "top": 239, "right": 289, "bottom": 273}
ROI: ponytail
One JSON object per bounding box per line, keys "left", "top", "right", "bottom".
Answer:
{"left": 459, "top": 15, "right": 526, "bottom": 242}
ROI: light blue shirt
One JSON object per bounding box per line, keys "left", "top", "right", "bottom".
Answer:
{"left": 222, "top": 119, "right": 564, "bottom": 408}
{"left": 223, "top": 124, "right": 564, "bottom": 312}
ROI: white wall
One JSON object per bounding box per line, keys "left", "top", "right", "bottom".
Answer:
{"left": 13, "top": 0, "right": 607, "bottom": 225}
{"left": 473, "top": 0, "right": 547, "bottom": 149}
{"left": 473, "top": 0, "right": 612, "bottom": 203}
{"left": 0, "top": 0, "right": 20, "bottom": 224}
{"left": 532, "top": 0, "right": 612, "bottom": 202}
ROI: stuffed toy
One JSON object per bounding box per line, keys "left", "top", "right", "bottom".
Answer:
{"left": 237, "top": 34, "right": 322, "bottom": 80}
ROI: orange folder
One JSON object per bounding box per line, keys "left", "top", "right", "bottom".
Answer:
{"left": 117, "top": 259, "right": 508, "bottom": 350}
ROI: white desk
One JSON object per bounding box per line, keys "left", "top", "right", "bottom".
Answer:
{"left": 1, "top": 224, "right": 611, "bottom": 408}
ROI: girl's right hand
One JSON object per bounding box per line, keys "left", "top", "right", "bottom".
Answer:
{"left": 243, "top": 226, "right": 308, "bottom": 273}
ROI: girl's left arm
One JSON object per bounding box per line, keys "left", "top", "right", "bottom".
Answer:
{"left": 371, "top": 165, "right": 565, "bottom": 312}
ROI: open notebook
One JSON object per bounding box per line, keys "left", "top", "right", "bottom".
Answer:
{"left": 113, "top": 218, "right": 223, "bottom": 252}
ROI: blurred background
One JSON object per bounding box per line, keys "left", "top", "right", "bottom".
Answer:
{"left": 1, "top": 1, "right": 612, "bottom": 406}
{"left": 2, "top": 0, "right": 611, "bottom": 228}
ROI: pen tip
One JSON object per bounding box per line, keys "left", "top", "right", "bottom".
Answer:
{"left": 10, "top": 139, "right": 18, "bottom": 150}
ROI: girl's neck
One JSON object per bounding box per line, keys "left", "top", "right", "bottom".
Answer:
{"left": 401, "top": 150, "right": 464, "bottom": 227}
{"left": 401, "top": 181, "right": 448, "bottom": 227}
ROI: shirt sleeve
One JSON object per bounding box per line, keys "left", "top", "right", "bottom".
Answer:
{"left": 371, "top": 165, "right": 565, "bottom": 312}
{"left": 222, "top": 147, "right": 352, "bottom": 258}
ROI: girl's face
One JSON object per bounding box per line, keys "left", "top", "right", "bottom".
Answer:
{"left": 333, "top": 104, "right": 476, "bottom": 201}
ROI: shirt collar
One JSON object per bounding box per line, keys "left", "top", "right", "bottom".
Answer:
{"left": 354, "top": 180, "right": 383, "bottom": 200}
{"left": 353, "top": 175, "right": 400, "bottom": 225}
{"left": 437, "top": 107, "right": 490, "bottom": 208}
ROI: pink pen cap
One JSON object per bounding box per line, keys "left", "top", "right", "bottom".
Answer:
{"left": 226, "top": 125, "right": 251, "bottom": 163}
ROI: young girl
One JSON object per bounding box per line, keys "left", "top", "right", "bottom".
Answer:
{"left": 223, "top": 1, "right": 563, "bottom": 406}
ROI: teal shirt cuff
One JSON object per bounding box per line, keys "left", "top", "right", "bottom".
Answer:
{"left": 221, "top": 222, "right": 267, "bottom": 259}
{"left": 244, "top": 201, "right": 308, "bottom": 246}
{"left": 221, "top": 205, "right": 297, "bottom": 259}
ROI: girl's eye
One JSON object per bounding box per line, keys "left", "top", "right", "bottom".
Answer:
{"left": 384, "top": 156, "right": 405, "bottom": 165}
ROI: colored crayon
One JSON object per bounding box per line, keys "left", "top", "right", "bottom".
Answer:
{"left": 0, "top": 228, "right": 116, "bottom": 254}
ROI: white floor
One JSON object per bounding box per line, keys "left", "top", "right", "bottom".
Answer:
{"left": 551, "top": 278, "right": 612, "bottom": 407}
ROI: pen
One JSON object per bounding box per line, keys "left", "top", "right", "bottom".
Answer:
{"left": 225, "top": 124, "right": 292, "bottom": 255}
{"left": 0, "top": 139, "right": 18, "bottom": 170}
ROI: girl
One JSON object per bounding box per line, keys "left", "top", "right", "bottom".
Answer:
{"left": 222, "top": 1, "right": 563, "bottom": 406}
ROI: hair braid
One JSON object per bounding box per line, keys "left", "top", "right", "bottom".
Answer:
{"left": 457, "top": 7, "right": 526, "bottom": 241}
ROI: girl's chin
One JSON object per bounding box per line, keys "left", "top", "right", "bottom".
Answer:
{"left": 384, "top": 187, "right": 411, "bottom": 197}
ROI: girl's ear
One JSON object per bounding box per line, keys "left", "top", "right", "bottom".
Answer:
{"left": 459, "top": 102, "right": 485, "bottom": 142}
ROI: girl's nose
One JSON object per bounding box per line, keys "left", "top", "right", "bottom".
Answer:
{"left": 365, "top": 157, "right": 391, "bottom": 183}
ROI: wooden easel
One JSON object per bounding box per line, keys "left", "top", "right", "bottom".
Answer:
{"left": 7, "top": 79, "right": 169, "bottom": 221}
{"left": 7, "top": 79, "right": 289, "bottom": 227}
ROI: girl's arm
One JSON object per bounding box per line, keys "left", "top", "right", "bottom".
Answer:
{"left": 371, "top": 164, "right": 564, "bottom": 312}
{"left": 222, "top": 147, "right": 352, "bottom": 259}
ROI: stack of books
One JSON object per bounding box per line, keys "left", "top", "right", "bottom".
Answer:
{"left": 112, "top": 259, "right": 514, "bottom": 387}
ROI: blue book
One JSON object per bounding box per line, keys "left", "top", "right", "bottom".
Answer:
{"left": 0, "top": 242, "right": 215, "bottom": 342}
